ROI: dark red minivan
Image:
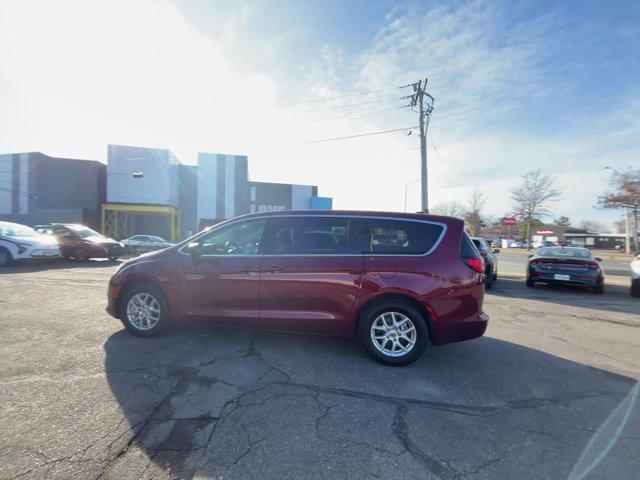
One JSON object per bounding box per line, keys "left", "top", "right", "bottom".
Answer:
{"left": 106, "top": 211, "right": 488, "bottom": 365}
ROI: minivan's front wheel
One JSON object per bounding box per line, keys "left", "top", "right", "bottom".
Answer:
{"left": 119, "top": 283, "right": 169, "bottom": 337}
{"left": 359, "top": 302, "right": 429, "bottom": 366}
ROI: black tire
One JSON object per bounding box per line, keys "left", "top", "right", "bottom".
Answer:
{"left": 526, "top": 276, "right": 534, "bottom": 287}
{"left": 594, "top": 278, "right": 604, "bottom": 295}
{"left": 0, "top": 247, "right": 13, "bottom": 267}
{"left": 632, "top": 279, "right": 640, "bottom": 298}
{"left": 358, "top": 301, "right": 429, "bottom": 366}
{"left": 485, "top": 267, "right": 494, "bottom": 290}
{"left": 73, "top": 248, "right": 88, "bottom": 261}
{"left": 119, "top": 282, "right": 170, "bottom": 337}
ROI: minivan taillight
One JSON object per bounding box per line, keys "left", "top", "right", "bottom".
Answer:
{"left": 464, "top": 256, "right": 484, "bottom": 273}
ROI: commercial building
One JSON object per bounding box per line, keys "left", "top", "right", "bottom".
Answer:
{"left": 0, "top": 152, "right": 105, "bottom": 229}
{"left": 1, "top": 145, "right": 332, "bottom": 240}
{"left": 103, "top": 145, "right": 332, "bottom": 240}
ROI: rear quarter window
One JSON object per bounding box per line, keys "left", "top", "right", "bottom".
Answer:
{"left": 359, "top": 218, "right": 444, "bottom": 255}
{"left": 461, "top": 232, "right": 481, "bottom": 257}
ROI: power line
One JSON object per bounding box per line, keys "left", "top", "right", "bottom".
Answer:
{"left": 428, "top": 131, "right": 452, "bottom": 187}
{"left": 297, "top": 95, "right": 410, "bottom": 114}
{"left": 297, "top": 126, "right": 419, "bottom": 145}
{"left": 310, "top": 105, "right": 410, "bottom": 122}
{"left": 279, "top": 84, "right": 412, "bottom": 107}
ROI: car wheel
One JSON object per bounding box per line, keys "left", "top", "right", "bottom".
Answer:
{"left": 526, "top": 276, "right": 534, "bottom": 287}
{"left": 594, "top": 279, "right": 604, "bottom": 295}
{"left": 0, "top": 247, "right": 13, "bottom": 267}
{"left": 73, "top": 248, "right": 88, "bottom": 261}
{"left": 632, "top": 279, "right": 640, "bottom": 298}
{"left": 485, "top": 267, "right": 494, "bottom": 290}
{"left": 119, "top": 283, "right": 170, "bottom": 337}
{"left": 359, "top": 301, "right": 429, "bottom": 366}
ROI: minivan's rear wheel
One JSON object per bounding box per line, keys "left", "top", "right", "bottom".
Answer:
{"left": 119, "top": 283, "right": 169, "bottom": 337}
{"left": 359, "top": 302, "right": 429, "bottom": 366}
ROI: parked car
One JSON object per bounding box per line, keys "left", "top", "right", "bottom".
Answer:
{"left": 526, "top": 246, "right": 604, "bottom": 294}
{"left": 121, "top": 235, "right": 174, "bottom": 254}
{"left": 532, "top": 240, "right": 558, "bottom": 249}
{"left": 631, "top": 255, "right": 640, "bottom": 298}
{"left": 0, "top": 221, "right": 61, "bottom": 266}
{"left": 106, "top": 211, "right": 489, "bottom": 366}
{"left": 471, "top": 237, "right": 499, "bottom": 289}
{"left": 35, "top": 224, "right": 124, "bottom": 261}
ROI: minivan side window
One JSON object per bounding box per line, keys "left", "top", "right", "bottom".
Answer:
{"left": 199, "top": 220, "right": 266, "bottom": 256}
{"left": 264, "top": 217, "right": 358, "bottom": 255}
{"left": 359, "top": 218, "right": 443, "bottom": 255}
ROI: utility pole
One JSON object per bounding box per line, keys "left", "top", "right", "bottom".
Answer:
{"left": 410, "top": 78, "right": 434, "bottom": 213}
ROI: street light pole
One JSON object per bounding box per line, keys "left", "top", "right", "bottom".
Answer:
{"left": 404, "top": 178, "right": 420, "bottom": 212}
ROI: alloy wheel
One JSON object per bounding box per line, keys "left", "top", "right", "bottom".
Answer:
{"left": 370, "top": 311, "right": 417, "bottom": 357}
{"left": 126, "top": 293, "right": 161, "bottom": 331}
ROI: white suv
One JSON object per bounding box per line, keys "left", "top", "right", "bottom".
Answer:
{"left": 0, "top": 221, "right": 61, "bottom": 266}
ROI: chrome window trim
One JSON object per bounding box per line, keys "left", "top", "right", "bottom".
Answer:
{"left": 178, "top": 214, "right": 448, "bottom": 258}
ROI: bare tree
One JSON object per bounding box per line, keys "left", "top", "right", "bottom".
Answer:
{"left": 464, "top": 189, "right": 486, "bottom": 236}
{"left": 578, "top": 220, "right": 606, "bottom": 233}
{"left": 598, "top": 168, "right": 640, "bottom": 252}
{"left": 511, "top": 169, "right": 560, "bottom": 250}
{"left": 431, "top": 201, "right": 465, "bottom": 218}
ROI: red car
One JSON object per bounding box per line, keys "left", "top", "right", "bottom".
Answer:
{"left": 106, "top": 211, "right": 488, "bottom": 365}
{"left": 35, "top": 224, "right": 124, "bottom": 261}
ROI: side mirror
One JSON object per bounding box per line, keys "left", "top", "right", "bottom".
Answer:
{"left": 528, "top": 254, "right": 534, "bottom": 259}
{"left": 595, "top": 257, "right": 602, "bottom": 262}
{"left": 186, "top": 242, "right": 201, "bottom": 263}
{"left": 493, "top": 249, "right": 500, "bottom": 254}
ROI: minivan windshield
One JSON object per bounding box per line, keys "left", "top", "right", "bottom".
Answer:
{"left": 0, "top": 222, "right": 40, "bottom": 237}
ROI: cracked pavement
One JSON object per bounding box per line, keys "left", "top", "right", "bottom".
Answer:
{"left": 1, "top": 262, "right": 639, "bottom": 479}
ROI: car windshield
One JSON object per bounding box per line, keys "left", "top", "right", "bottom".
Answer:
{"left": 537, "top": 247, "right": 591, "bottom": 258}
{"left": 150, "top": 236, "right": 165, "bottom": 242}
{"left": 0, "top": 222, "right": 40, "bottom": 237}
{"left": 68, "top": 226, "right": 102, "bottom": 238}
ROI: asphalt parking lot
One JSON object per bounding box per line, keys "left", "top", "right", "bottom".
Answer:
{"left": 1, "top": 261, "right": 639, "bottom": 480}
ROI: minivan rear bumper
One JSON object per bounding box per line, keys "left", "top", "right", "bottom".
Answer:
{"left": 435, "top": 311, "right": 489, "bottom": 345}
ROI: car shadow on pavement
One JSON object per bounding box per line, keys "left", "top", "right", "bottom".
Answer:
{"left": 0, "top": 258, "right": 121, "bottom": 273}
{"left": 102, "top": 326, "right": 640, "bottom": 480}
{"left": 489, "top": 276, "right": 638, "bottom": 316}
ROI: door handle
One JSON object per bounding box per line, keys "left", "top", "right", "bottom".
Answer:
{"left": 239, "top": 267, "right": 259, "bottom": 274}
{"left": 264, "top": 266, "right": 282, "bottom": 273}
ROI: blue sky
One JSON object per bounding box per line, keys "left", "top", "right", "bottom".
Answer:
{"left": 0, "top": 0, "right": 638, "bottom": 228}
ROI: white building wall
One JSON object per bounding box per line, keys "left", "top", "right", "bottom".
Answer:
{"left": 197, "top": 153, "right": 218, "bottom": 223}
{"left": 0, "top": 154, "right": 12, "bottom": 214}
{"left": 107, "top": 146, "right": 176, "bottom": 206}
{"left": 291, "top": 184, "right": 313, "bottom": 210}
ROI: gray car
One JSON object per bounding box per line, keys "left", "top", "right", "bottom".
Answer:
{"left": 471, "top": 237, "right": 499, "bottom": 289}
